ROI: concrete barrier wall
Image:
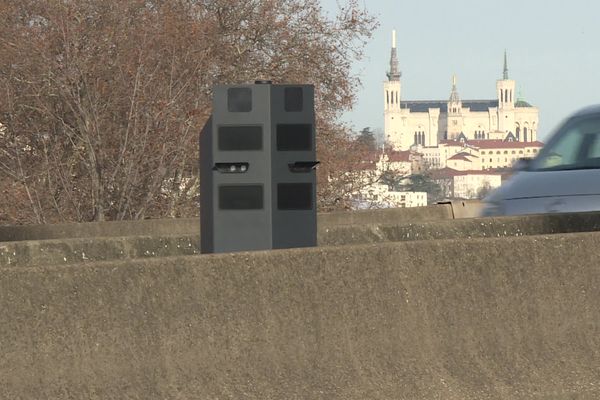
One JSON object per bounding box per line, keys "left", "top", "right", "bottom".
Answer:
{"left": 437, "top": 199, "right": 484, "bottom": 219}
{"left": 2, "top": 233, "right": 600, "bottom": 399}
{"left": 0, "top": 235, "right": 200, "bottom": 268}
{"left": 318, "top": 203, "right": 454, "bottom": 226}
{"left": 0, "top": 204, "right": 457, "bottom": 242}
{"left": 0, "top": 217, "right": 200, "bottom": 242}
{"left": 4, "top": 211, "right": 600, "bottom": 268}
{"left": 320, "top": 211, "right": 600, "bottom": 246}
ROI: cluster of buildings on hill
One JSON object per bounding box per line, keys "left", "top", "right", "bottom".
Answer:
{"left": 352, "top": 31, "right": 544, "bottom": 209}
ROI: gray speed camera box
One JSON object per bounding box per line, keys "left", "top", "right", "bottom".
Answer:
{"left": 200, "top": 82, "right": 318, "bottom": 253}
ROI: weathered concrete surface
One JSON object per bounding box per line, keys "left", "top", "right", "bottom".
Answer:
{"left": 320, "top": 211, "right": 600, "bottom": 246}
{"left": 2, "top": 233, "right": 600, "bottom": 399}
{"left": 318, "top": 203, "right": 454, "bottom": 226}
{"left": 3, "top": 211, "right": 600, "bottom": 268}
{"left": 0, "top": 217, "right": 200, "bottom": 242}
{"left": 437, "top": 199, "right": 484, "bottom": 219}
{"left": 0, "top": 235, "right": 199, "bottom": 268}
{"left": 0, "top": 204, "right": 457, "bottom": 242}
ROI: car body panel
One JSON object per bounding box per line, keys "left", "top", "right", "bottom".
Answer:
{"left": 482, "top": 105, "right": 600, "bottom": 217}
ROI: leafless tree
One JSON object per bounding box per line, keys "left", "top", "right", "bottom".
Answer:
{"left": 0, "top": 0, "right": 377, "bottom": 224}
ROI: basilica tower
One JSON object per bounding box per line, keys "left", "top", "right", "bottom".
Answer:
{"left": 384, "top": 30, "right": 407, "bottom": 148}
{"left": 446, "top": 74, "right": 464, "bottom": 139}
{"left": 496, "top": 51, "right": 516, "bottom": 134}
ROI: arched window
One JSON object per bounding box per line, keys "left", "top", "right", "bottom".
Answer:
{"left": 524, "top": 127, "right": 528, "bottom": 142}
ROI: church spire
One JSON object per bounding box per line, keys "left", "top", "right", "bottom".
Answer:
{"left": 449, "top": 74, "right": 460, "bottom": 102}
{"left": 387, "top": 30, "right": 401, "bottom": 81}
{"left": 503, "top": 50, "right": 509, "bottom": 80}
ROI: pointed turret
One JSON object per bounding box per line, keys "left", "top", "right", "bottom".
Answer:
{"left": 446, "top": 74, "right": 463, "bottom": 139}
{"left": 449, "top": 74, "right": 460, "bottom": 103}
{"left": 383, "top": 30, "right": 404, "bottom": 149}
{"left": 386, "top": 30, "right": 401, "bottom": 81}
{"left": 497, "top": 49, "right": 515, "bottom": 111}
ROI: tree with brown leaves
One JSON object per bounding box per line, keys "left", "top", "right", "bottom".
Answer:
{"left": 0, "top": 0, "right": 377, "bottom": 224}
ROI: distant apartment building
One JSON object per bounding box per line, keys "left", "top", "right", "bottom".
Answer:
{"left": 348, "top": 149, "right": 428, "bottom": 208}
{"left": 422, "top": 138, "right": 543, "bottom": 171}
{"left": 431, "top": 168, "right": 506, "bottom": 200}
{"left": 453, "top": 171, "right": 503, "bottom": 199}
{"left": 376, "top": 149, "right": 423, "bottom": 176}
{"left": 358, "top": 183, "right": 427, "bottom": 209}
{"left": 383, "top": 30, "right": 539, "bottom": 151}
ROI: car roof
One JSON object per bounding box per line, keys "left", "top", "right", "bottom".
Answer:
{"left": 572, "top": 104, "right": 600, "bottom": 118}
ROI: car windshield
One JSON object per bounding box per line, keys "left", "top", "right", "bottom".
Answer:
{"left": 529, "top": 116, "right": 600, "bottom": 171}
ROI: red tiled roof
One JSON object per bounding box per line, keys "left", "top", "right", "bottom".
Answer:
{"left": 452, "top": 170, "right": 505, "bottom": 176}
{"left": 448, "top": 153, "right": 473, "bottom": 161}
{"left": 439, "top": 139, "right": 544, "bottom": 149}
{"left": 466, "top": 140, "right": 544, "bottom": 149}
{"left": 431, "top": 167, "right": 508, "bottom": 179}
{"left": 386, "top": 150, "right": 411, "bottom": 162}
{"left": 429, "top": 167, "right": 462, "bottom": 179}
{"left": 438, "top": 140, "right": 465, "bottom": 147}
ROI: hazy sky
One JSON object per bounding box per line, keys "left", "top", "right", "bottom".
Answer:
{"left": 321, "top": 0, "right": 600, "bottom": 141}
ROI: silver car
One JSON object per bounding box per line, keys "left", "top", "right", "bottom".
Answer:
{"left": 482, "top": 104, "right": 600, "bottom": 216}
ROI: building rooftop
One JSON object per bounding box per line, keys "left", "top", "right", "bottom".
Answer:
{"left": 439, "top": 139, "right": 543, "bottom": 149}
{"left": 448, "top": 152, "right": 474, "bottom": 161}
{"left": 400, "top": 100, "right": 499, "bottom": 113}
{"left": 467, "top": 140, "right": 544, "bottom": 149}
{"left": 430, "top": 167, "right": 509, "bottom": 179}
{"left": 515, "top": 100, "right": 534, "bottom": 107}
{"left": 385, "top": 150, "right": 412, "bottom": 162}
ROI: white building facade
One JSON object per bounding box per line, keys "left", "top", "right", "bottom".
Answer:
{"left": 453, "top": 172, "right": 503, "bottom": 199}
{"left": 384, "top": 31, "right": 539, "bottom": 151}
{"left": 359, "top": 183, "right": 427, "bottom": 209}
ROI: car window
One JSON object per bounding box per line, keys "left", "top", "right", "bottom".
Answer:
{"left": 530, "top": 116, "right": 600, "bottom": 171}
{"left": 586, "top": 131, "right": 600, "bottom": 159}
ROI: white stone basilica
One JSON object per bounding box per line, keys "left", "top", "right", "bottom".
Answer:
{"left": 384, "top": 31, "right": 539, "bottom": 151}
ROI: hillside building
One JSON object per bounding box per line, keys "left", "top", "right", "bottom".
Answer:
{"left": 384, "top": 31, "right": 539, "bottom": 151}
